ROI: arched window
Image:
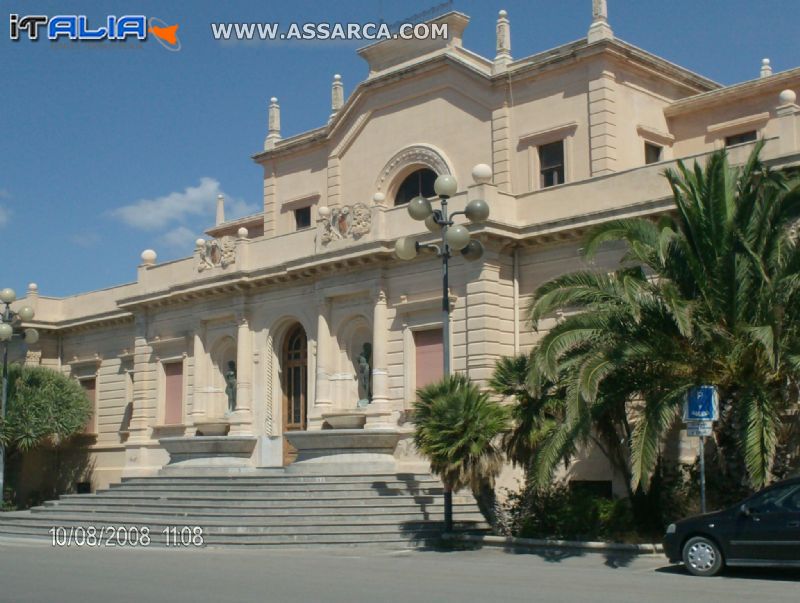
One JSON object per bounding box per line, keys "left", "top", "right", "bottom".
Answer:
{"left": 394, "top": 168, "right": 437, "bottom": 206}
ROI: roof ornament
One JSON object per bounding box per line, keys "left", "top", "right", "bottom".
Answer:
{"left": 330, "top": 74, "right": 344, "bottom": 122}
{"left": 216, "top": 194, "right": 225, "bottom": 225}
{"left": 264, "top": 97, "right": 281, "bottom": 150}
{"left": 588, "top": 0, "right": 614, "bottom": 43}
{"left": 760, "top": 58, "right": 773, "bottom": 78}
{"left": 494, "top": 10, "right": 511, "bottom": 71}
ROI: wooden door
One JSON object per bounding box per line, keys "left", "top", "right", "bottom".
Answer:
{"left": 282, "top": 324, "right": 307, "bottom": 465}
{"left": 414, "top": 328, "right": 444, "bottom": 389}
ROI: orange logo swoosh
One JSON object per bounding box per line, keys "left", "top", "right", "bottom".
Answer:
{"left": 149, "top": 24, "right": 179, "bottom": 45}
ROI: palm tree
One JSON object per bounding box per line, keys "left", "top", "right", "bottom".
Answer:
{"left": 488, "top": 354, "right": 565, "bottom": 470}
{"left": 413, "top": 374, "right": 509, "bottom": 533}
{"left": 525, "top": 144, "right": 800, "bottom": 492}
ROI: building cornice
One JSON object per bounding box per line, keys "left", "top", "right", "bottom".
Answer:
{"left": 665, "top": 68, "right": 800, "bottom": 117}
{"left": 252, "top": 36, "right": 718, "bottom": 164}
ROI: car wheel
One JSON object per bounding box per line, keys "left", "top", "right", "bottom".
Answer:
{"left": 682, "top": 536, "right": 724, "bottom": 577}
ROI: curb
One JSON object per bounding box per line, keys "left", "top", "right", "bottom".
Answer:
{"left": 443, "top": 532, "right": 664, "bottom": 555}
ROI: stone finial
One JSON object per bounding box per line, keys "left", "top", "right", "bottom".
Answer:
{"left": 195, "top": 238, "right": 206, "bottom": 249}
{"left": 264, "top": 97, "right": 281, "bottom": 150}
{"left": 216, "top": 194, "right": 225, "bottom": 225}
{"left": 588, "top": 0, "right": 614, "bottom": 43}
{"left": 27, "top": 283, "right": 39, "bottom": 295}
{"left": 140, "top": 249, "right": 157, "bottom": 266}
{"left": 237, "top": 227, "right": 249, "bottom": 239}
{"left": 495, "top": 10, "right": 511, "bottom": 64}
{"left": 779, "top": 89, "right": 797, "bottom": 106}
{"left": 330, "top": 74, "right": 344, "bottom": 121}
{"left": 471, "top": 163, "right": 493, "bottom": 184}
{"left": 592, "top": 0, "right": 608, "bottom": 21}
{"left": 760, "top": 58, "right": 773, "bottom": 78}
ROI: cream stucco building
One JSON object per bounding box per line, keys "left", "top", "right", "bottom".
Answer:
{"left": 12, "top": 5, "right": 800, "bottom": 495}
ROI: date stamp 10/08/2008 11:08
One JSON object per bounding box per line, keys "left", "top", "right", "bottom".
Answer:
{"left": 49, "top": 525, "right": 205, "bottom": 547}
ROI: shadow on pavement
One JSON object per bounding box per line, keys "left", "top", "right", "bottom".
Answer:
{"left": 655, "top": 564, "right": 800, "bottom": 582}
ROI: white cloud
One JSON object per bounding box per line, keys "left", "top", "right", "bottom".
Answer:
{"left": 111, "top": 177, "right": 258, "bottom": 231}
{"left": 69, "top": 232, "right": 101, "bottom": 248}
{"left": 160, "top": 226, "right": 200, "bottom": 250}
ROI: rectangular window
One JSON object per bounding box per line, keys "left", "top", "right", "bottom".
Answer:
{"left": 163, "top": 362, "right": 183, "bottom": 425}
{"left": 644, "top": 142, "right": 662, "bottom": 165}
{"left": 80, "top": 378, "right": 96, "bottom": 433}
{"left": 539, "top": 140, "right": 565, "bottom": 188}
{"left": 725, "top": 131, "right": 757, "bottom": 147}
{"left": 414, "top": 329, "right": 443, "bottom": 389}
{"left": 294, "top": 206, "right": 311, "bottom": 230}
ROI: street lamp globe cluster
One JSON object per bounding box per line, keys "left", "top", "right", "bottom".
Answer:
{"left": 0, "top": 288, "right": 38, "bottom": 346}
{"left": 393, "top": 168, "right": 491, "bottom": 534}
{"left": 394, "top": 174, "right": 490, "bottom": 264}
{"left": 0, "top": 287, "right": 39, "bottom": 501}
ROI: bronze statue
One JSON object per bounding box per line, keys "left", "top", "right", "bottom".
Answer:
{"left": 356, "top": 343, "right": 372, "bottom": 408}
{"left": 224, "top": 360, "right": 237, "bottom": 413}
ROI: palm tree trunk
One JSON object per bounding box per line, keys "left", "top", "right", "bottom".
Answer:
{"left": 472, "top": 480, "right": 509, "bottom": 535}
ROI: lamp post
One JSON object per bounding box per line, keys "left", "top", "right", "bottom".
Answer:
{"left": 0, "top": 288, "right": 39, "bottom": 504}
{"left": 394, "top": 171, "right": 490, "bottom": 533}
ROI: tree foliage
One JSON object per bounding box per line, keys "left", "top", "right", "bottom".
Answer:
{"left": 0, "top": 365, "right": 93, "bottom": 452}
{"left": 413, "top": 373, "right": 509, "bottom": 530}
{"left": 522, "top": 144, "right": 800, "bottom": 492}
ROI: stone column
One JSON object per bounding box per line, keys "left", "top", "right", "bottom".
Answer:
{"left": 190, "top": 326, "right": 206, "bottom": 421}
{"left": 371, "top": 288, "right": 389, "bottom": 405}
{"left": 314, "top": 298, "right": 332, "bottom": 408}
{"left": 366, "top": 285, "right": 395, "bottom": 429}
{"left": 123, "top": 312, "right": 160, "bottom": 477}
{"left": 230, "top": 312, "right": 253, "bottom": 435}
{"left": 128, "top": 312, "right": 153, "bottom": 440}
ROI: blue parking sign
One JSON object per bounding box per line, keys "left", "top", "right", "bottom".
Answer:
{"left": 684, "top": 386, "right": 719, "bottom": 421}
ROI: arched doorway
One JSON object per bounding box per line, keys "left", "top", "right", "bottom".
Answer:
{"left": 282, "top": 323, "right": 307, "bottom": 464}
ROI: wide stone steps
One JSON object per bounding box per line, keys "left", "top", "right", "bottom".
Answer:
{"left": 39, "top": 500, "right": 475, "bottom": 516}
{"left": 0, "top": 471, "right": 489, "bottom": 547}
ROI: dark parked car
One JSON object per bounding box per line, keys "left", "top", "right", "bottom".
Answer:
{"left": 663, "top": 477, "right": 800, "bottom": 576}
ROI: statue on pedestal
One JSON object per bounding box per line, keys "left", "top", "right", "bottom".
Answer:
{"left": 356, "top": 343, "right": 372, "bottom": 408}
{"left": 224, "top": 360, "right": 237, "bottom": 414}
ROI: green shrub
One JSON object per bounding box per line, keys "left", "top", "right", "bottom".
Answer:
{"left": 504, "top": 482, "right": 637, "bottom": 542}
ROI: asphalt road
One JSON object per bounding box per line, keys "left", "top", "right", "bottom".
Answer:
{"left": 0, "top": 539, "right": 797, "bottom": 603}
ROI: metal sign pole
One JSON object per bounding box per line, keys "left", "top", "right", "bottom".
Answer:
{"left": 699, "top": 436, "right": 706, "bottom": 514}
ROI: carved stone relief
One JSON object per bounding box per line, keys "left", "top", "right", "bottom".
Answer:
{"left": 320, "top": 203, "right": 372, "bottom": 245}
{"left": 197, "top": 236, "right": 236, "bottom": 272}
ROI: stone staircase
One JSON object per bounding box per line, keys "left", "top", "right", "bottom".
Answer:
{"left": 0, "top": 471, "right": 489, "bottom": 547}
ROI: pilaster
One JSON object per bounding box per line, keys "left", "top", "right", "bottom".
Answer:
{"left": 588, "top": 69, "right": 618, "bottom": 176}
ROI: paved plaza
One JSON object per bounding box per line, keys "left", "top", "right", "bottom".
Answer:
{"left": 0, "top": 539, "right": 797, "bottom": 602}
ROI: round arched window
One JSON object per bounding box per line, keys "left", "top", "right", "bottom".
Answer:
{"left": 394, "top": 168, "right": 437, "bottom": 206}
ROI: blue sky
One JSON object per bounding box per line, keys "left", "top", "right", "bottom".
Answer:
{"left": 1, "top": 0, "right": 798, "bottom": 297}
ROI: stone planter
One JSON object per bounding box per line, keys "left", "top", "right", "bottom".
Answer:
{"left": 284, "top": 429, "right": 401, "bottom": 474}
{"left": 160, "top": 436, "right": 256, "bottom": 468}
{"left": 321, "top": 412, "right": 367, "bottom": 430}
{"left": 193, "top": 421, "right": 230, "bottom": 436}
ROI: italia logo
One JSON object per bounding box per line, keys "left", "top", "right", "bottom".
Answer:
{"left": 9, "top": 14, "right": 181, "bottom": 51}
